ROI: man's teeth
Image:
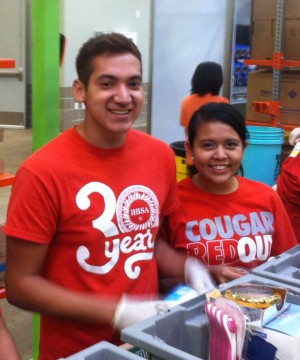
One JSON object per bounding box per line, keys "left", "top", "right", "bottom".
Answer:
{"left": 111, "top": 110, "right": 129, "bottom": 115}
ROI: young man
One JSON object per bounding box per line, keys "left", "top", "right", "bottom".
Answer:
{"left": 3, "top": 33, "right": 212, "bottom": 359}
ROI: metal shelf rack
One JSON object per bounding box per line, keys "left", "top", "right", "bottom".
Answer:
{"left": 244, "top": 0, "right": 300, "bottom": 132}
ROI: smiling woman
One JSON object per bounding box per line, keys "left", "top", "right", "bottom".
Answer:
{"left": 164, "top": 102, "right": 297, "bottom": 285}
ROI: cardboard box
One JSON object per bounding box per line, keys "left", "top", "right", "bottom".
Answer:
{"left": 251, "top": 0, "right": 300, "bottom": 59}
{"left": 246, "top": 69, "right": 300, "bottom": 125}
{"left": 252, "top": 0, "right": 300, "bottom": 20}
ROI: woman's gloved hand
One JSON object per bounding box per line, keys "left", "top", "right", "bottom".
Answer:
{"left": 289, "top": 127, "right": 300, "bottom": 146}
{"left": 184, "top": 257, "right": 216, "bottom": 294}
{"left": 113, "top": 295, "right": 172, "bottom": 331}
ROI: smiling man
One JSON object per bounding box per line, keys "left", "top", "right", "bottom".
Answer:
{"left": 3, "top": 33, "right": 188, "bottom": 359}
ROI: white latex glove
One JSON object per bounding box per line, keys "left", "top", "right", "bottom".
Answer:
{"left": 289, "top": 127, "right": 300, "bottom": 146}
{"left": 113, "top": 295, "right": 172, "bottom": 331}
{"left": 184, "top": 257, "right": 216, "bottom": 294}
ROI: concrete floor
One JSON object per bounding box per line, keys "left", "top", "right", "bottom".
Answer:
{"left": 0, "top": 128, "right": 33, "bottom": 360}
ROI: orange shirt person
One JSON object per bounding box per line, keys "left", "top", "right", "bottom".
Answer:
{"left": 180, "top": 62, "right": 229, "bottom": 165}
{"left": 180, "top": 61, "right": 229, "bottom": 128}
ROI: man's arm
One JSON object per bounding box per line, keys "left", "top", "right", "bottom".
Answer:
{"left": 155, "top": 236, "right": 187, "bottom": 278}
{"left": 5, "top": 236, "right": 117, "bottom": 326}
{"left": 155, "top": 236, "right": 187, "bottom": 294}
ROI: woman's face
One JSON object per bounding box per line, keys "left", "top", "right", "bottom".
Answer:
{"left": 187, "top": 119, "right": 247, "bottom": 193}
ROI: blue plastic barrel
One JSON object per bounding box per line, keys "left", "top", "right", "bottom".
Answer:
{"left": 242, "top": 126, "right": 284, "bottom": 186}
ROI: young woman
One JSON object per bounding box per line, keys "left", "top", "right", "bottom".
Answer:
{"left": 169, "top": 102, "right": 297, "bottom": 284}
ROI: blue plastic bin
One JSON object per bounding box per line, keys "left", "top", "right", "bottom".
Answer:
{"left": 251, "top": 244, "right": 300, "bottom": 288}
{"left": 242, "top": 126, "right": 284, "bottom": 186}
{"left": 65, "top": 341, "right": 143, "bottom": 360}
{"left": 121, "top": 274, "right": 300, "bottom": 360}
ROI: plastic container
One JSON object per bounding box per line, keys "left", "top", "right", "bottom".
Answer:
{"left": 169, "top": 141, "right": 190, "bottom": 181}
{"left": 251, "top": 245, "right": 300, "bottom": 288}
{"left": 121, "top": 274, "right": 300, "bottom": 360}
{"left": 65, "top": 341, "right": 143, "bottom": 359}
{"left": 242, "top": 126, "right": 284, "bottom": 186}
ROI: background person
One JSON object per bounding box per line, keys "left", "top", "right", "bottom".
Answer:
{"left": 180, "top": 61, "right": 229, "bottom": 129}
{"left": 0, "top": 307, "right": 20, "bottom": 360}
{"left": 167, "top": 102, "right": 297, "bottom": 284}
{"left": 288, "top": 127, "right": 300, "bottom": 146}
{"left": 276, "top": 127, "right": 300, "bottom": 243}
{"left": 180, "top": 61, "right": 229, "bottom": 165}
{"left": 3, "top": 33, "right": 211, "bottom": 360}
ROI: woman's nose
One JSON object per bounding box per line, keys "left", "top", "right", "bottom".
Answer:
{"left": 213, "top": 146, "right": 227, "bottom": 158}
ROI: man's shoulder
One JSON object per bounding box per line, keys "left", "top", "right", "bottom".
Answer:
{"left": 22, "top": 129, "right": 72, "bottom": 167}
{"left": 129, "top": 129, "right": 171, "bottom": 148}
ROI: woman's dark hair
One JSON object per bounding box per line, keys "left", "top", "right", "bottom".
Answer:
{"left": 76, "top": 32, "right": 142, "bottom": 88}
{"left": 191, "top": 61, "right": 224, "bottom": 96}
{"left": 187, "top": 102, "right": 249, "bottom": 175}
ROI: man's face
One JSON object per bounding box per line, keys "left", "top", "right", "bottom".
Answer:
{"left": 74, "top": 53, "right": 144, "bottom": 143}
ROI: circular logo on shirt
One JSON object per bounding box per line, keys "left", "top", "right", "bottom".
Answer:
{"left": 116, "top": 185, "right": 159, "bottom": 233}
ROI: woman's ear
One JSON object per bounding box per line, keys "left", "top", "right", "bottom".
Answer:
{"left": 72, "top": 79, "right": 86, "bottom": 102}
{"left": 243, "top": 140, "right": 248, "bottom": 152}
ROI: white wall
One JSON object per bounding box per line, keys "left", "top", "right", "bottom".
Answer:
{"left": 151, "top": 0, "right": 232, "bottom": 144}
{"left": 60, "top": 0, "right": 151, "bottom": 86}
{"left": 60, "top": 0, "right": 233, "bottom": 144}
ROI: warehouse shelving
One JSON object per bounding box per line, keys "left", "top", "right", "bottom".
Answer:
{"left": 244, "top": 0, "right": 300, "bottom": 132}
{"left": 0, "top": 58, "right": 16, "bottom": 69}
{"left": 0, "top": 57, "right": 16, "bottom": 186}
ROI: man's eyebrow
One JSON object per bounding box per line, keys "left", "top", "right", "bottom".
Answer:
{"left": 96, "top": 74, "right": 142, "bottom": 81}
{"left": 130, "top": 75, "right": 143, "bottom": 81}
{"left": 96, "top": 74, "right": 116, "bottom": 81}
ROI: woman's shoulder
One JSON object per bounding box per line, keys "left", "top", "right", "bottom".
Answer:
{"left": 238, "top": 176, "right": 278, "bottom": 194}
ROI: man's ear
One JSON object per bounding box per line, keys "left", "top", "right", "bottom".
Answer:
{"left": 72, "top": 79, "right": 86, "bottom": 102}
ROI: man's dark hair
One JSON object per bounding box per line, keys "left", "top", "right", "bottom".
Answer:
{"left": 76, "top": 33, "right": 142, "bottom": 88}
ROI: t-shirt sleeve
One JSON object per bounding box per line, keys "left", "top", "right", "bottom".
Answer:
{"left": 180, "top": 100, "right": 188, "bottom": 127}
{"left": 160, "top": 204, "right": 188, "bottom": 249}
{"left": 277, "top": 156, "right": 300, "bottom": 243}
{"left": 271, "top": 188, "right": 298, "bottom": 255}
{"left": 3, "top": 166, "right": 59, "bottom": 244}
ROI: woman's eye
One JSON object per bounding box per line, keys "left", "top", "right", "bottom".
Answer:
{"left": 226, "top": 141, "right": 239, "bottom": 148}
{"left": 202, "top": 142, "right": 214, "bottom": 149}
